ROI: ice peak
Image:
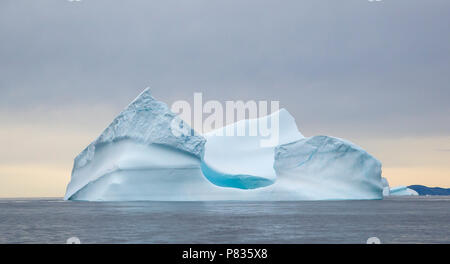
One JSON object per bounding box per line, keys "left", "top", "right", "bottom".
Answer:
{"left": 73, "top": 88, "right": 205, "bottom": 170}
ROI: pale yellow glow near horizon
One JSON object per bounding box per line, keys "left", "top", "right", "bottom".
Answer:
{"left": 0, "top": 110, "right": 449, "bottom": 198}
{"left": 0, "top": 164, "right": 70, "bottom": 198}
{"left": 382, "top": 167, "right": 450, "bottom": 187}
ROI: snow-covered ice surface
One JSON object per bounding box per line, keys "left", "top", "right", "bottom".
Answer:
{"left": 389, "top": 186, "right": 419, "bottom": 196}
{"left": 273, "top": 136, "right": 382, "bottom": 200}
{"left": 66, "top": 88, "right": 384, "bottom": 201}
{"left": 201, "top": 109, "right": 304, "bottom": 190}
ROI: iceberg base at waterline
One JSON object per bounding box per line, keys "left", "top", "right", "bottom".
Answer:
{"left": 65, "top": 88, "right": 384, "bottom": 201}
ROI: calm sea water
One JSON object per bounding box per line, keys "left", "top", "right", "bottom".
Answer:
{"left": 0, "top": 196, "right": 449, "bottom": 244}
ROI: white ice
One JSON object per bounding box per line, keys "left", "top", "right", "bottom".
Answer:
{"left": 64, "top": 88, "right": 205, "bottom": 200}
{"left": 272, "top": 136, "right": 383, "bottom": 200}
{"left": 65, "top": 88, "right": 384, "bottom": 201}
{"left": 389, "top": 186, "right": 419, "bottom": 196}
{"left": 200, "top": 109, "right": 304, "bottom": 190}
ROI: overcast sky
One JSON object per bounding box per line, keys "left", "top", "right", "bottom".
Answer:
{"left": 1, "top": 0, "right": 449, "bottom": 197}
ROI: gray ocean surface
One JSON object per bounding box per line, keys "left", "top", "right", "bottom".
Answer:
{"left": 0, "top": 196, "right": 449, "bottom": 244}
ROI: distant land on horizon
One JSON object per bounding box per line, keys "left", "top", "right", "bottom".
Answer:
{"left": 408, "top": 185, "right": 450, "bottom": 196}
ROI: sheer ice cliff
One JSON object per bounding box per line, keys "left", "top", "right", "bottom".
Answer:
{"left": 382, "top": 177, "right": 390, "bottom": 196}
{"left": 65, "top": 88, "right": 384, "bottom": 201}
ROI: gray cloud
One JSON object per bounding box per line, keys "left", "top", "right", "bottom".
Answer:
{"left": 1, "top": 0, "right": 449, "bottom": 138}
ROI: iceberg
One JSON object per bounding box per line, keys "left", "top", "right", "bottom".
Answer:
{"left": 65, "top": 88, "right": 384, "bottom": 201}
{"left": 389, "top": 186, "right": 419, "bottom": 196}
{"left": 382, "top": 179, "right": 419, "bottom": 197}
{"left": 64, "top": 88, "right": 206, "bottom": 200}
